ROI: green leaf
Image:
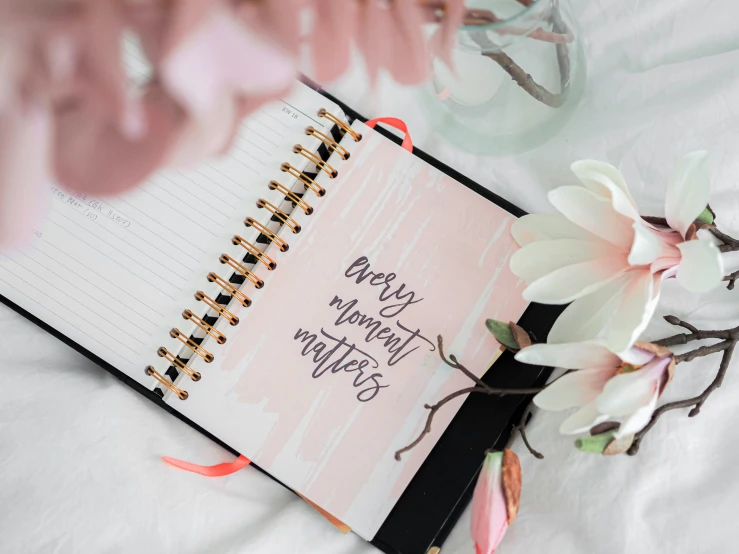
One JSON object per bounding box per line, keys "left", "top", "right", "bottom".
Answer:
{"left": 574, "top": 431, "right": 616, "bottom": 454}
{"left": 486, "top": 319, "right": 519, "bottom": 350}
{"left": 695, "top": 206, "right": 715, "bottom": 225}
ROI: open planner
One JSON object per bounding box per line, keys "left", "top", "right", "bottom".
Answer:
{"left": 0, "top": 57, "right": 562, "bottom": 553}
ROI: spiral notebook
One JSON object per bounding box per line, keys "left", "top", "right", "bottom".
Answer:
{"left": 0, "top": 77, "right": 562, "bottom": 553}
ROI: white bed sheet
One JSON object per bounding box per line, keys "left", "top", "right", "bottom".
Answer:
{"left": 3, "top": 0, "right": 739, "bottom": 552}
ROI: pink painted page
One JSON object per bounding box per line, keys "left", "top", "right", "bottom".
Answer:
{"left": 176, "top": 121, "right": 529, "bottom": 539}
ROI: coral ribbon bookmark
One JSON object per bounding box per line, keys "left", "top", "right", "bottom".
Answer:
{"left": 162, "top": 454, "right": 350, "bottom": 533}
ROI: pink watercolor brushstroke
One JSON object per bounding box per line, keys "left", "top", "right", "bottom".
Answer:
{"left": 210, "top": 124, "right": 528, "bottom": 538}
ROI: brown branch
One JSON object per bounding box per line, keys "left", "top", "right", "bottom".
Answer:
{"left": 724, "top": 270, "right": 739, "bottom": 290}
{"left": 395, "top": 336, "right": 544, "bottom": 460}
{"left": 482, "top": 50, "right": 565, "bottom": 108}
{"left": 506, "top": 401, "right": 544, "bottom": 459}
{"left": 628, "top": 341, "right": 736, "bottom": 455}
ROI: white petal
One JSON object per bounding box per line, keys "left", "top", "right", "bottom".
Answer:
{"left": 533, "top": 367, "right": 616, "bottom": 411}
{"left": 510, "top": 238, "right": 623, "bottom": 283}
{"left": 559, "top": 401, "right": 610, "bottom": 435}
{"left": 628, "top": 222, "right": 664, "bottom": 266}
{"left": 570, "top": 160, "right": 641, "bottom": 221}
{"left": 665, "top": 151, "right": 710, "bottom": 238}
{"left": 596, "top": 368, "right": 660, "bottom": 417}
{"left": 547, "top": 273, "right": 632, "bottom": 344}
{"left": 523, "top": 257, "right": 629, "bottom": 304}
{"left": 606, "top": 271, "right": 658, "bottom": 353}
{"left": 549, "top": 186, "right": 635, "bottom": 250}
{"left": 676, "top": 240, "right": 724, "bottom": 293}
{"left": 515, "top": 342, "right": 620, "bottom": 370}
{"left": 511, "top": 214, "right": 597, "bottom": 247}
{"left": 614, "top": 391, "right": 659, "bottom": 438}
{"left": 618, "top": 346, "right": 656, "bottom": 367}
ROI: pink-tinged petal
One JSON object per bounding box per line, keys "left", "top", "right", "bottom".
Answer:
{"left": 606, "top": 270, "right": 658, "bottom": 353}
{"left": 471, "top": 450, "right": 520, "bottom": 554}
{"left": 628, "top": 222, "right": 664, "bottom": 266}
{"left": 0, "top": 103, "right": 52, "bottom": 248}
{"left": 385, "top": 0, "right": 428, "bottom": 85}
{"left": 596, "top": 357, "right": 670, "bottom": 417}
{"left": 356, "top": 0, "right": 387, "bottom": 83}
{"left": 619, "top": 346, "right": 656, "bottom": 367}
{"left": 53, "top": 85, "right": 184, "bottom": 195}
{"left": 547, "top": 273, "right": 632, "bottom": 344}
{"left": 676, "top": 239, "right": 724, "bottom": 293}
{"left": 510, "top": 238, "right": 624, "bottom": 283}
{"left": 559, "top": 400, "right": 609, "bottom": 435}
{"left": 161, "top": 6, "right": 295, "bottom": 118}
{"left": 430, "top": 0, "right": 465, "bottom": 67}
{"left": 235, "top": 0, "right": 302, "bottom": 58}
{"left": 515, "top": 342, "right": 621, "bottom": 371}
{"left": 570, "top": 160, "right": 641, "bottom": 222}
{"left": 522, "top": 257, "right": 629, "bottom": 304}
{"left": 614, "top": 390, "right": 659, "bottom": 438}
{"left": 533, "top": 367, "right": 617, "bottom": 411}
{"left": 651, "top": 255, "right": 681, "bottom": 274}
{"left": 511, "top": 214, "right": 599, "bottom": 247}
{"left": 665, "top": 151, "right": 710, "bottom": 238}
{"left": 548, "top": 186, "right": 635, "bottom": 250}
{"left": 311, "top": 0, "right": 357, "bottom": 83}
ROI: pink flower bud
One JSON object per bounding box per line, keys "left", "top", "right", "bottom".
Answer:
{"left": 470, "top": 449, "right": 521, "bottom": 554}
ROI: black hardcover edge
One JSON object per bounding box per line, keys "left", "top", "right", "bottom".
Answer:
{"left": 0, "top": 83, "right": 564, "bottom": 554}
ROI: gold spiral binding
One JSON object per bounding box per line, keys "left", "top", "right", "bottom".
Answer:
{"left": 269, "top": 180, "right": 313, "bottom": 215}
{"left": 170, "top": 328, "right": 215, "bottom": 363}
{"left": 195, "top": 291, "right": 239, "bottom": 325}
{"left": 245, "top": 217, "right": 289, "bottom": 252}
{"left": 257, "top": 198, "right": 301, "bottom": 234}
{"left": 232, "top": 235, "right": 276, "bottom": 270}
{"left": 219, "top": 254, "right": 264, "bottom": 289}
{"left": 306, "top": 126, "right": 350, "bottom": 160}
{"left": 281, "top": 163, "right": 325, "bottom": 197}
{"left": 146, "top": 366, "right": 189, "bottom": 400}
{"left": 319, "top": 108, "right": 362, "bottom": 142}
{"left": 293, "top": 145, "right": 337, "bottom": 178}
{"left": 207, "top": 272, "right": 252, "bottom": 307}
{"left": 148, "top": 110, "right": 358, "bottom": 400}
{"left": 183, "top": 309, "right": 227, "bottom": 344}
{"left": 157, "top": 347, "right": 201, "bottom": 381}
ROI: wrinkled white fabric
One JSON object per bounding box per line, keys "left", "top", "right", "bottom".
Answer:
{"left": 4, "top": 0, "right": 739, "bottom": 552}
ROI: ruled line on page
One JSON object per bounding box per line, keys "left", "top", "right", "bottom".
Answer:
{"left": 114, "top": 197, "right": 209, "bottom": 256}
{"left": 26, "top": 244, "right": 161, "bottom": 326}
{"left": 51, "top": 208, "right": 189, "bottom": 287}
{"left": 1, "top": 254, "right": 149, "bottom": 346}
{"left": 0, "top": 261, "right": 143, "bottom": 356}
{"left": 44, "top": 218, "right": 178, "bottom": 300}
{"left": 0, "top": 274, "right": 136, "bottom": 364}
{"left": 157, "top": 173, "right": 236, "bottom": 214}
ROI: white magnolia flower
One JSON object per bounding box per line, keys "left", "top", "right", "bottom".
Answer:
{"left": 516, "top": 341, "right": 674, "bottom": 438}
{"left": 510, "top": 152, "right": 724, "bottom": 352}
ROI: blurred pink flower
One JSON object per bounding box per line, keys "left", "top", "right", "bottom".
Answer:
{"left": 0, "top": 0, "right": 295, "bottom": 247}
{"left": 518, "top": 341, "right": 674, "bottom": 439}
{"left": 0, "top": 0, "right": 463, "bottom": 249}
{"left": 510, "top": 153, "right": 724, "bottom": 352}
{"left": 470, "top": 449, "right": 521, "bottom": 554}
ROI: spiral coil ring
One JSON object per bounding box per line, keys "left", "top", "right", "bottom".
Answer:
{"left": 147, "top": 110, "right": 356, "bottom": 399}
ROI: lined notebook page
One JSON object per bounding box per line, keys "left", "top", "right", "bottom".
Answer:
{"left": 0, "top": 50, "right": 339, "bottom": 385}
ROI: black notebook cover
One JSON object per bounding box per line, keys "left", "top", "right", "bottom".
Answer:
{"left": 0, "top": 82, "right": 563, "bottom": 554}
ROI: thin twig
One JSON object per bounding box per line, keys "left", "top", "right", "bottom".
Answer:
{"left": 628, "top": 341, "right": 736, "bottom": 455}
{"left": 395, "top": 336, "right": 544, "bottom": 460}
{"left": 506, "top": 401, "right": 544, "bottom": 459}
{"left": 394, "top": 386, "right": 485, "bottom": 461}
{"left": 724, "top": 270, "right": 739, "bottom": 290}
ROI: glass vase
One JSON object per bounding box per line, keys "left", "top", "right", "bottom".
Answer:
{"left": 420, "top": 0, "right": 586, "bottom": 156}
